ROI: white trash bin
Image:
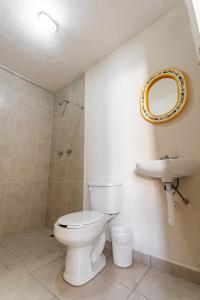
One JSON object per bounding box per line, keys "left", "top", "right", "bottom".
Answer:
{"left": 111, "top": 226, "right": 133, "bottom": 268}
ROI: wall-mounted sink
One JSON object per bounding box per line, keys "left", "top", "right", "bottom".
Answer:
{"left": 136, "top": 157, "right": 200, "bottom": 226}
{"left": 136, "top": 158, "right": 199, "bottom": 182}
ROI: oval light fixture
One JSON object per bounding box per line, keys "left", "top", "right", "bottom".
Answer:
{"left": 38, "top": 12, "right": 58, "bottom": 34}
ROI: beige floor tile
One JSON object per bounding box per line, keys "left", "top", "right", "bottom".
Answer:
{"left": 39, "top": 238, "right": 66, "bottom": 254}
{"left": 19, "top": 247, "right": 51, "bottom": 261}
{"left": 57, "top": 273, "right": 131, "bottom": 300}
{"left": 0, "top": 244, "right": 15, "bottom": 261}
{"left": 1, "top": 227, "right": 52, "bottom": 255}
{"left": 0, "top": 270, "right": 54, "bottom": 300}
{"left": 102, "top": 259, "right": 149, "bottom": 289}
{"left": 2, "top": 228, "right": 200, "bottom": 300}
{"left": 135, "top": 267, "right": 200, "bottom": 300}
{"left": 33, "top": 257, "right": 69, "bottom": 296}
{"left": 0, "top": 257, "right": 24, "bottom": 281}
{"left": 1, "top": 229, "right": 63, "bottom": 258}
{"left": 2, "top": 240, "right": 39, "bottom": 255}
{"left": 18, "top": 249, "right": 64, "bottom": 272}
{"left": 127, "top": 292, "right": 149, "bottom": 300}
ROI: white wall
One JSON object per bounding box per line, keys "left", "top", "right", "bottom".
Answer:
{"left": 84, "top": 2, "right": 200, "bottom": 271}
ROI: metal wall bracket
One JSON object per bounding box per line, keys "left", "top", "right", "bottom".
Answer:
{"left": 172, "top": 178, "right": 189, "bottom": 205}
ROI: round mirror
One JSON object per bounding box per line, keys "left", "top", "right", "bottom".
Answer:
{"left": 140, "top": 68, "right": 187, "bottom": 124}
{"left": 148, "top": 78, "right": 177, "bottom": 116}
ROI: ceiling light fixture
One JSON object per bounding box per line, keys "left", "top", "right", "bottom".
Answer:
{"left": 38, "top": 12, "right": 58, "bottom": 34}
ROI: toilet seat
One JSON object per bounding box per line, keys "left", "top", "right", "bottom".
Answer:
{"left": 57, "top": 210, "right": 105, "bottom": 229}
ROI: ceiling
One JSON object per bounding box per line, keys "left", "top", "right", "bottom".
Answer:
{"left": 0, "top": 0, "right": 180, "bottom": 92}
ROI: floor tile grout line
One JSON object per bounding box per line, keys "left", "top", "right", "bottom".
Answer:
{"left": 133, "top": 291, "right": 151, "bottom": 300}
{"left": 126, "top": 289, "right": 151, "bottom": 300}
{"left": 28, "top": 254, "right": 65, "bottom": 273}
{"left": 30, "top": 270, "right": 61, "bottom": 300}
{"left": 124, "top": 265, "right": 152, "bottom": 300}
{"left": 0, "top": 231, "right": 65, "bottom": 275}
{"left": 132, "top": 265, "right": 151, "bottom": 293}
{"left": 0, "top": 231, "right": 60, "bottom": 247}
{"left": 0, "top": 244, "right": 34, "bottom": 282}
{"left": 2, "top": 227, "right": 200, "bottom": 300}
{"left": 100, "top": 259, "right": 154, "bottom": 297}
{"left": 16, "top": 251, "right": 64, "bottom": 273}
{"left": 101, "top": 255, "right": 152, "bottom": 291}
{"left": 101, "top": 272, "right": 133, "bottom": 292}
{"left": 0, "top": 230, "right": 65, "bottom": 300}
{"left": 0, "top": 238, "right": 23, "bottom": 263}
{"left": 125, "top": 288, "right": 136, "bottom": 300}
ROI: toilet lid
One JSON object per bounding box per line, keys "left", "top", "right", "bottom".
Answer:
{"left": 57, "top": 210, "right": 105, "bottom": 228}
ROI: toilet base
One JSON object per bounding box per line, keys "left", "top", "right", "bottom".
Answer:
{"left": 63, "top": 250, "right": 106, "bottom": 286}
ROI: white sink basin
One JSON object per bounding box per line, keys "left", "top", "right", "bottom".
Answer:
{"left": 136, "top": 158, "right": 199, "bottom": 182}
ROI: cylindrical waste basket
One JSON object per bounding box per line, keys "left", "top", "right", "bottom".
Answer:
{"left": 111, "top": 226, "right": 133, "bottom": 268}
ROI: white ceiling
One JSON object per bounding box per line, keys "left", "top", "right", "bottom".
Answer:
{"left": 0, "top": 0, "right": 180, "bottom": 92}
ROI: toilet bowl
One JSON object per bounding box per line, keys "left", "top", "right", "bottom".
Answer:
{"left": 54, "top": 210, "right": 114, "bottom": 286}
{"left": 54, "top": 181, "right": 121, "bottom": 286}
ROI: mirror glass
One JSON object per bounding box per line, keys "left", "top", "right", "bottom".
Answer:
{"left": 148, "top": 78, "right": 177, "bottom": 116}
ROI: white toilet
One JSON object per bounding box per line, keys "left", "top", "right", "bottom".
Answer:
{"left": 54, "top": 181, "right": 121, "bottom": 286}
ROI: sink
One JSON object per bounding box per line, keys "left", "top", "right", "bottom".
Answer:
{"left": 136, "top": 158, "right": 200, "bottom": 182}
{"left": 136, "top": 158, "right": 200, "bottom": 226}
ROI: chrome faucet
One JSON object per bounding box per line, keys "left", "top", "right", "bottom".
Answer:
{"left": 160, "top": 155, "right": 170, "bottom": 160}
{"left": 160, "top": 155, "right": 178, "bottom": 160}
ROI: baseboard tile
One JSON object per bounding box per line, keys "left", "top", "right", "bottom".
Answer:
{"left": 133, "top": 250, "right": 151, "bottom": 266}
{"left": 105, "top": 240, "right": 200, "bottom": 285}
{"left": 151, "top": 255, "right": 200, "bottom": 285}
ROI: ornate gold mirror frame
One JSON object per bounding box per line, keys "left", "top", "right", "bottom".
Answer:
{"left": 140, "top": 68, "right": 187, "bottom": 124}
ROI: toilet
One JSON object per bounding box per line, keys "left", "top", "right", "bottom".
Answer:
{"left": 54, "top": 181, "right": 121, "bottom": 286}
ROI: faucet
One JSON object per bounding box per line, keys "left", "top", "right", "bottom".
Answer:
{"left": 160, "top": 155, "right": 178, "bottom": 160}
{"left": 160, "top": 155, "right": 170, "bottom": 160}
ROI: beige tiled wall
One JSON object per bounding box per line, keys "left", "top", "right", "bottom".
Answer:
{"left": 0, "top": 68, "right": 54, "bottom": 237}
{"left": 46, "top": 75, "right": 84, "bottom": 227}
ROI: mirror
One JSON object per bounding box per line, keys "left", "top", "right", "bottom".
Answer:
{"left": 140, "top": 68, "right": 187, "bottom": 124}
{"left": 148, "top": 78, "right": 177, "bottom": 116}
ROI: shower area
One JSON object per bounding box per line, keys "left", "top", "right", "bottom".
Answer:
{"left": 0, "top": 68, "right": 85, "bottom": 237}
{"left": 46, "top": 75, "right": 85, "bottom": 228}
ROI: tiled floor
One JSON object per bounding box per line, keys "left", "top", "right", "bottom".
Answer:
{"left": 0, "top": 228, "right": 200, "bottom": 300}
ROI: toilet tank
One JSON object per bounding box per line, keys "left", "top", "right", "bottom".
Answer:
{"left": 88, "top": 181, "right": 121, "bottom": 214}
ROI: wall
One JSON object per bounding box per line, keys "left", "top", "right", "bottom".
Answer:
{"left": 0, "top": 68, "right": 53, "bottom": 237}
{"left": 46, "top": 75, "right": 84, "bottom": 227}
{"left": 84, "top": 3, "right": 200, "bottom": 271}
